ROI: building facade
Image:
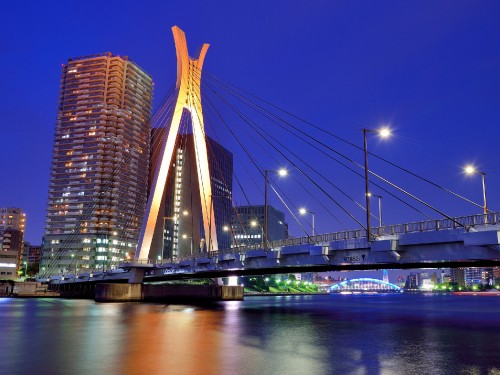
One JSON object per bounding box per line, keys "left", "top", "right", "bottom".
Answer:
{"left": 40, "top": 53, "right": 153, "bottom": 275}
{"left": 230, "top": 205, "right": 288, "bottom": 247}
{"left": 149, "top": 131, "right": 233, "bottom": 260}
{"left": 0, "top": 208, "right": 26, "bottom": 279}
{"left": 23, "top": 243, "right": 42, "bottom": 266}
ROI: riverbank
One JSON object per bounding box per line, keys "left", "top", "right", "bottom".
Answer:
{"left": 0, "top": 281, "right": 60, "bottom": 298}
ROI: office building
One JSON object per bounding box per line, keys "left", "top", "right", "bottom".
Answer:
{"left": 149, "top": 131, "right": 233, "bottom": 259}
{"left": 231, "top": 205, "right": 288, "bottom": 247}
{"left": 40, "top": 53, "right": 153, "bottom": 275}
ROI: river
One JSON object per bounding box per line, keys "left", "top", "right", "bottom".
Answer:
{"left": 0, "top": 293, "right": 498, "bottom": 375}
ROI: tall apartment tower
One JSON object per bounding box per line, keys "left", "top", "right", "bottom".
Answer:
{"left": 0, "top": 208, "right": 26, "bottom": 279}
{"left": 40, "top": 53, "right": 153, "bottom": 275}
{"left": 149, "top": 130, "right": 233, "bottom": 260}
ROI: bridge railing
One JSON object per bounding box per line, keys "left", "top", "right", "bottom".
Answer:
{"left": 161, "top": 212, "right": 499, "bottom": 265}
{"left": 214, "top": 212, "right": 498, "bottom": 255}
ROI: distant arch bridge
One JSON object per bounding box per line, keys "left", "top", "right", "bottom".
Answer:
{"left": 330, "top": 278, "right": 402, "bottom": 293}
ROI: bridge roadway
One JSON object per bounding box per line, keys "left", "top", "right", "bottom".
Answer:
{"left": 48, "top": 212, "right": 500, "bottom": 285}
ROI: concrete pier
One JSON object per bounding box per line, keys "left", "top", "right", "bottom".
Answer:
{"left": 95, "top": 283, "right": 244, "bottom": 302}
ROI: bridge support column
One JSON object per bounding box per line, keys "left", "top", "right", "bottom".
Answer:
{"left": 128, "top": 268, "right": 146, "bottom": 284}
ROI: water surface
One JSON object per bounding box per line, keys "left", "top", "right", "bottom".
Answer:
{"left": 0, "top": 293, "right": 498, "bottom": 375}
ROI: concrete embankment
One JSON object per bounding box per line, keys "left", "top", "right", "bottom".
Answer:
{"left": 0, "top": 281, "right": 60, "bottom": 298}
{"left": 95, "top": 283, "right": 244, "bottom": 302}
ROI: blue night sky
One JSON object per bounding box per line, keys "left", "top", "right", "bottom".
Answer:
{"left": 1, "top": 0, "right": 500, "bottom": 250}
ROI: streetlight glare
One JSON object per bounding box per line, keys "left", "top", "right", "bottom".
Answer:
{"left": 182, "top": 234, "right": 188, "bottom": 239}
{"left": 250, "top": 220, "right": 257, "bottom": 227}
{"left": 379, "top": 127, "right": 391, "bottom": 138}
{"left": 464, "top": 165, "right": 476, "bottom": 175}
{"left": 299, "top": 208, "right": 307, "bottom": 215}
{"left": 278, "top": 168, "right": 288, "bottom": 176}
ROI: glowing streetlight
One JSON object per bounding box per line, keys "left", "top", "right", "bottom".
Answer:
{"left": 250, "top": 220, "right": 264, "bottom": 245}
{"left": 299, "top": 208, "right": 316, "bottom": 236}
{"left": 70, "top": 253, "right": 77, "bottom": 275}
{"left": 464, "top": 165, "right": 488, "bottom": 217}
{"left": 362, "top": 127, "right": 391, "bottom": 240}
{"left": 264, "top": 168, "right": 288, "bottom": 250}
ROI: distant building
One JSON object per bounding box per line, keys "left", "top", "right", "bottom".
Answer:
{"left": 404, "top": 273, "right": 417, "bottom": 289}
{"left": 464, "top": 268, "right": 484, "bottom": 286}
{"left": 149, "top": 132, "right": 233, "bottom": 260}
{"left": 23, "top": 243, "right": 42, "bottom": 266}
{"left": 230, "top": 205, "right": 288, "bottom": 247}
{"left": 40, "top": 53, "right": 153, "bottom": 275}
{"left": 451, "top": 267, "right": 490, "bottom": 287}
{"left": 382, "top": 269, "right": 389, "bottom": 283}
{"left": 0, "top": 208, "right": 26, "bottom": 279}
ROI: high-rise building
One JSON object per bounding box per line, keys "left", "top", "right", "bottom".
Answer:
{"left": 0, "top": 208, "right": 26, "bottom": 279}
{"left": 40, "top": 53, "right": 153, "bottom": 275}
{"left": 230, "top": 205, "right": 288, "bottom": 247}
{"left": 149, "top": 131, "right": 233, "bottom": 260}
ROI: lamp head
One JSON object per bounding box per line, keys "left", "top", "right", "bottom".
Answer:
{"left": 278, "top": 168, "right": 288, "bottom": 177}
{"left": 379, "top": 127, "right": 391, "bottom": 138}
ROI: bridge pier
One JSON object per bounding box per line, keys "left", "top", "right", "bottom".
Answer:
{"left": 128, "top": 268, "right": 146, "bottom": 283}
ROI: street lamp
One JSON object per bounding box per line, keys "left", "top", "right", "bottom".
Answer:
{"left": 23, "top": 261, "right": 27, "bottom": 278}
{"left": 264, "top": 168, "right": 287, "bottom": 250}
{"left": 299, "top": 208, "right": 316, "bottom": 236}
{"left": 182, "top": 234, "right": 193, "bottom": 256}
{"left": 71, "top": 253, "right": 77, "bottom": 275}
{"left": 464, "top": 165, "right": 488, "bottom": 217}
{"left": 250, "top": 220, "right": 264, "bottom": 246}
{"left": 362, "top": 127, "right": 390, "bottom": 240}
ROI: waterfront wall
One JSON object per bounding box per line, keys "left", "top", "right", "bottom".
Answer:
{"left": 95, "top": 283, "right": 244, "bottom": 302}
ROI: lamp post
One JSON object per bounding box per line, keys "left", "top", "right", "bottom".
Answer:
{"left": 465, "top": 165, "right": 488, "bottom": 220}
{"left": 71, "top": 253, "right": 77, "bottom": 275}
{"left": 23, "top": 261, "right": 27, "bottom": 278}
{"left": 299, "top": 208, "right": 316, "bottom": 237}
{"left": 182, "top": 234, "right": 193, "bottom": 256}
{"left": 369, "top": 194, "right": 383, "bottom": 227}
{"left": 264, "top": 168, "right": 287, "bottom": 251}
{"left": 362, "top": 127, "right": 390, "bottom": 240}
{"left": 250, "top": 220, "right": 264, "bottom": 247}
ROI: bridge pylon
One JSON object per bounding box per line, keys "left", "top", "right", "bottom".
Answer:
{"left": 135, "top": 26, "right": 218, "bottom": 262}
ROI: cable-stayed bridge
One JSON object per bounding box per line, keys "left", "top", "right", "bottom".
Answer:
{"left": 41, "top": 26, "right": 500, "bottom": 287}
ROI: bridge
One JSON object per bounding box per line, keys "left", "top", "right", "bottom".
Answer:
{"left": 48, "top": 211, "right": 500, "bottom": 286}
{"left": 41, "top": 26, "right": 500, "bottom": 298}
{"left": 330, "top": 278, "right": 402, "bottom": 293}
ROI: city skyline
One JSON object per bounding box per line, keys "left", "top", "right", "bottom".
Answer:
{"left": 1, "top": 1, "right": 500, "bottom": 245}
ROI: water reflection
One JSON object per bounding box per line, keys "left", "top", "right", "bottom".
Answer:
{"left": 0, "top": 294, "right": 498, "bottom": 375}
